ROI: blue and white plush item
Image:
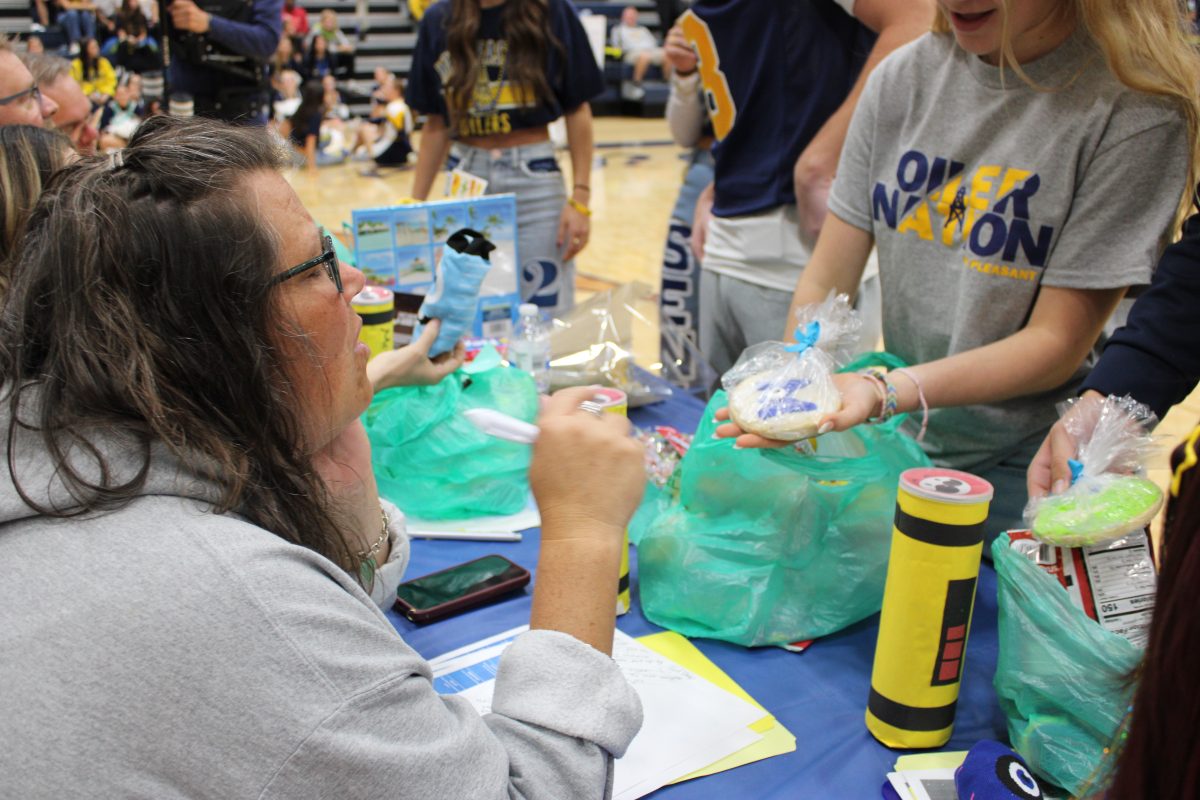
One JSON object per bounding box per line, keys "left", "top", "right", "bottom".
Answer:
{"left": 415, "top": 228, "right": 496, "bottom": 356}
{"left": 955, "top": 740, "right": 1044, "bottom": 799}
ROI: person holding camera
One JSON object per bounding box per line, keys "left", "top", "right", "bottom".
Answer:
{"left": 166, "top": 0, "right": 282, "bottom": 122}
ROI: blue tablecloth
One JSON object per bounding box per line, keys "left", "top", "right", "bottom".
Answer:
{"left": 386, "top": 387, "right": 1009, "bottom": 798}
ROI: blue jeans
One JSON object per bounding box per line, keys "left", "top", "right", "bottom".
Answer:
{"left": 61, "top": 9, "right": 95, "bottom": 44}
{"left": 447, "top": 140, "right": 573, "bottom": 315}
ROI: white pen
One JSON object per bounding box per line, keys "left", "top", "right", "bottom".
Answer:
{"left": 463, "top": 408, "right": 540, "bottom": 444}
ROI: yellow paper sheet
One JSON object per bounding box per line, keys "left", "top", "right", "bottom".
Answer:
{"left": 636, "top": 631, "right": 797, "bottom": 782}
{"left": 893, "top": 751, "right": 968, "bottom": 772}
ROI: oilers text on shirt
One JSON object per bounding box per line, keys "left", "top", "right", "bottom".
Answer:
{"left": 874, "top": 149, "right": 1054, "bottom": 282}
{"left": 434, "top": 41, "right": 536, "bottom": 138}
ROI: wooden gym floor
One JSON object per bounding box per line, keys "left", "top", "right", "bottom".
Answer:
{"left": 286, "top": 115, "right": 1199, "bottom": 517}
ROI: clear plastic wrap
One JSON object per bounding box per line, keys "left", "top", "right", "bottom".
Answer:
{"left": 721, "top": 292, "right": 862, "bottom": 441}
{"left": 547, "top": 282, "right": 718, "bottom": 407}
{"left": 1025, "top": 394, "right": 1164, "bottom": 547}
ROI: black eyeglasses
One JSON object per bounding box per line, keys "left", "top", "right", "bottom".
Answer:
{"left": 0, "top": 83, "right": 41, "bottom": 107}
{"left": 271, "top": 234, "right": 343, "bottom": 293}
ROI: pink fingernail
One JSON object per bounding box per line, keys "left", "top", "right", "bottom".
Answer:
{"left": 1052, "top": 480, "right": 1066, "bottom": 495}
{"left": 732, "top": 444, "right": 744, "bottom": 451}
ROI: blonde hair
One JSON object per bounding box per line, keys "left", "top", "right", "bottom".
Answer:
{"left": 933, "top": 0, "right": 1200, "bottom": 230}
{"left": 0, "top": 126, "right": 72, "bottom": 291}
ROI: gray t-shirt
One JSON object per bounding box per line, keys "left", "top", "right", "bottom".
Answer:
{"left": 0, "top": 415, "right": 642, "bottom": 799}
{"left": 828, "top": 29, "right": 1188, "bottom": 470}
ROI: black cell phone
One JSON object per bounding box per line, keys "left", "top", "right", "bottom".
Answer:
{"left": 394, "top": 554, "right": 530, "bottom": 624}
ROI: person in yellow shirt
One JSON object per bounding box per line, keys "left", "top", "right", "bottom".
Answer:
{"left": 70, "top": 38, "right": 116, "bottom": 105}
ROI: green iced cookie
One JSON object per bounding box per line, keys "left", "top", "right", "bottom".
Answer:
{"left": 1032, "top": 476, "right": 1164, "bottom": 547}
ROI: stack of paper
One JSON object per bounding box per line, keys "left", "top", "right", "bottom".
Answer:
{"left": 428, "top": 627, "right": 795, "bottom": 799}
{"left": 885, "top": 752, "right": 966, "bottom": 800}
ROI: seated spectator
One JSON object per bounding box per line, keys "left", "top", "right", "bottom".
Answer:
{"left": 98, "top": 74, "right": 141, "bottom": 147}
{"left": 284, "top": 78, "right": 346, "bottom": 172}
{"left": 0, "top": 37, "right": 58, "bottom": 127}
{"left": 271, "top": 68, "right": 302, "bottom": 120}
{"left": 70, "top": 37, "right": 116, "bottom": 104}
{"left": 109, "top": 13, "right": 160, "bottom": 72}
{"left": 307, "top": 9, "right": 354, "bottom": 77}
{"left": 281, "top": 0, "right": 309, "bottom": 38}
{"left": 271, "top": 32, "right": 306, "bottom": 83}
{"left": 23, "top": 52, "right": 99, "bottom": 153}
{"left": 25, "top": 35, "right": 45, "bottom": 54}
{"left": 354, "top": 75, "right": 413, "bottom": 169}
{"left": 0, "top": 125, "right": 73, "bottom": 272}
{"left": 56, "top": 0, "right": 97, "bottom": 54}
{"left": 322, "top": 73, "right": 348, "bottom": 121}
{"left": 302, "top": 32, "right": 337, "bottom": 79}
{"left": 0, "top": 115, "right": 644, "bottom": 795}
{"left": 610, "top": 4, "right": 668, "bottom": 100}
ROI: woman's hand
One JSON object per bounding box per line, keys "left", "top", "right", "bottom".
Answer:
{"left": 690, "top": 183, "right": 714, "bottom": 262}
{"left": 366, "top": 318, "right": 465, "bottom": 393}
{"left": 530, "top": 387, "right": 645, "bottom": 539}
{"left": 712, "top": 373, "right": 883, "bottom": 447}
{"left": 311, "top": 418, "right": 387, "bottom": 565}
{"left": 1027, "top": 390, "right": 1104, "bottom": 500}
{"left": 557, "top": 202, "right": 590, "bottom": 262}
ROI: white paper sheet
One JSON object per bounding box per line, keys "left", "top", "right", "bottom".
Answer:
{"left": 430, "top": 627, "right": 766, "bottom": 800}
{"left": 406, "top": 498, "right": 540, "bottom": 539}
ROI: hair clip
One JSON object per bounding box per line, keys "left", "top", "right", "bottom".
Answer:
{"left": 107, "top": 150, "right": 125, "bottom": 170}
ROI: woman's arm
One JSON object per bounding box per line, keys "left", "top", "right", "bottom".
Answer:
{"left": 528, "top": 388, "right": 646, "bottom": 654}
{"left": 557, "top": 102, "right": 594, "bottom": 262}
{"left": 784, "top": 212, "right": 875, "bottom": 334}
{"left": 411, "top": 112, "right": 450, "bottom": 200}
{"left": 723, "top": 282, "right": 1126, "bottom": 446}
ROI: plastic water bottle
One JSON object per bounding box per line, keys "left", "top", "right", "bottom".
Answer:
{"left": 511, "top": 303, "right": 551, "bottom": 393}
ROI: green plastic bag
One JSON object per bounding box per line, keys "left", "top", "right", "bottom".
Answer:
{"left": 992, "top": 533, "right": 1141, "bottom": 795}
{"left": 637, "top": 355, "right": 932, "bottom": 646}
{"left": 365, "top": 356, "right": 538, "bottom": 520}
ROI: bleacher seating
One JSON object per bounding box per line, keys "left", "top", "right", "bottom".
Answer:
{"left": 0, "top": 0, "right": 669, "bottom": 118}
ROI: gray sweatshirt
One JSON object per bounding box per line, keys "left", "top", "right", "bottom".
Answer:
{"left": 0, "top": 409, "right": 642, "bottom": 798}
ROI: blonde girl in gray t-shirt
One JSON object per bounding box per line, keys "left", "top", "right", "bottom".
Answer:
{"left": 717, "top": 0, "right": 1200, "bottom": 543}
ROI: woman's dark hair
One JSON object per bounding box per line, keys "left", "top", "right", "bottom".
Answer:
{"left": 0, "top": 115, "right": 364, "bottom": 580}
{"left": 1104, "top": 425, "right": 1200, "bottom": 796}
{"left": 0, "top": 125, "right": 72, "bottom": 279}
{"left": 79, "top": 37, "right": 101, "bottom": 82}
{"left": 443, "top": 0, "right": 565, "bottom": 126}
{"left": 291, "top": 79, "right": 326, "bottom": 130}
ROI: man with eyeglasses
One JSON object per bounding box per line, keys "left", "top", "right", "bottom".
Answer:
{"left": 0, "top": 38, "right": 59, "bottom": 128}
{"left": 22, "top": 52, "right": 99, "bottom": 154}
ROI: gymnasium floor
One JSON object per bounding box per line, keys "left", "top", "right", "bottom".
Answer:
{"left": 286, "top": 115, "right": 1200, "bottom": 525}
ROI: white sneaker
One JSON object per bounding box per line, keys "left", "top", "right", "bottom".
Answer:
{"left": 68, "top": 42, "right": 80, "bottom": 56}
{"left": 621, "top": 82, "right": 645, "bottom": 101}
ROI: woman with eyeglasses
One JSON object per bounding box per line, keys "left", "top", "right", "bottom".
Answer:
{"left": 0, "top": 115, "right": 645, "bottom": 798}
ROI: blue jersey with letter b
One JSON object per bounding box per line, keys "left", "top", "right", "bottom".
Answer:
{"left": 680, "top": 0, "right": 875, "bottom": 218}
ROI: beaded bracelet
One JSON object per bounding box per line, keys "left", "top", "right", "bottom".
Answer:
{"left": 566, "top": 197, "right": 592, "bottom": 217}
{"left": 859, "top": 368, "right": 898, "bottom": 424}
{"left": 857, "top": 370, "right": 888, "bottom": 423}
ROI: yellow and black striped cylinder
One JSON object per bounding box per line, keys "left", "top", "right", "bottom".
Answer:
{"left": 351, "top": 285, "right": 395, "bottom": 360}
{"left": 595, "top": 388, "right": 632, "bottom": 616}
{"left": 866, "top": 468, "right": 993, "bottom": 748}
